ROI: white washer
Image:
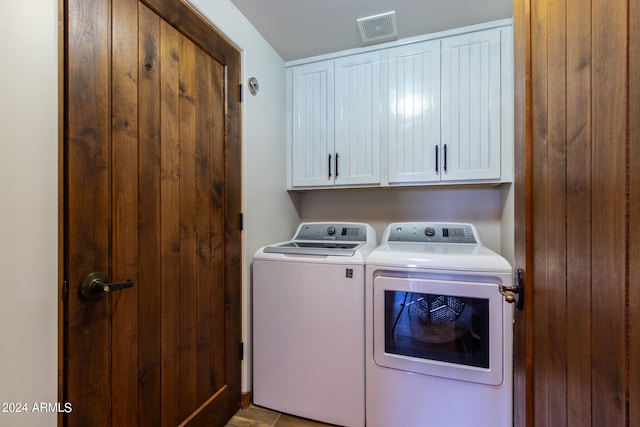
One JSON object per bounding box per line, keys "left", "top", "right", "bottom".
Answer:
{"left": 252, "top": 222, "right": 376, "bottom": 427}
{"left": 366, "top": 222, "right": 514, "bottom": 427}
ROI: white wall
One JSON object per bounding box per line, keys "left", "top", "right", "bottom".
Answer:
{"left": 500, "top": 183, "right": 515, "bottom": 265}
{"left": 0, "top": 1, "right": 59, "bottom": 426}
{"left": 300, "top": 186, "right": 508, "bottom": 255}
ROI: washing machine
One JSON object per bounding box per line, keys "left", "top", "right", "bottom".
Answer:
{"left": 365, "top": 222, "right": 514, "bottom": 427}
{"left": 252, "top": 222, "right": 376, "bottom": 427}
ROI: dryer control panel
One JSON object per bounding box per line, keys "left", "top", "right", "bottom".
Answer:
{"left": 386, "top": 222, "right": 478, "bottom": 244}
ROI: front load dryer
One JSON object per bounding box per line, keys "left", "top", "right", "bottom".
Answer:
{"left": 252, "top": 222, "right": 376, "bottom": 427}
{"left": 366, "top": 222, "right": 514, "bottom": 427}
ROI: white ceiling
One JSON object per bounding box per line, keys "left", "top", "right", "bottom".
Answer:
{"left": 230, "top": 0, "right": 514, "bottom": 61}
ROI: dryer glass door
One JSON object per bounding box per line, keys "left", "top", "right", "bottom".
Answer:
{"left": 373, "top": 274, "right": 504, "bottom": 386}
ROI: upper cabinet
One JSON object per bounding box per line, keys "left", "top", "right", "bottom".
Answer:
{"left": 440, "top": 27, "right": 505, "bottom": 182}
{"left": 289, "top": 60, "right": 334, "bottom": 188}
{"left": 333, "top": 52, "right": 384, "bottom": 187}
{"left": 287, "top": 20, "right": 513, "bottom": 190}
{"left": 387, "top": 39, "right": 442, "bottom": 184}
{"left": 289, "top": 52, "right": 384, "bottom": 188}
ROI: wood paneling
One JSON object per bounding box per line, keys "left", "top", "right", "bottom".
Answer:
{"left": 64, "top": 0, "right": 111, "bottom": 424}
{"left": 545, "top": 0, "right": 568, "bottom": 423}
{"left": 515, "top": 0, "right": 638, "bottom": 425}
{"left": 565, "top": 0, "right": 592, "bottom": 424}
{"left": 112, "top": 0, "right": 140, "bottom": 425}
{"left": 629, "top": 0, "right": 640, "bottom": 425}
{"left": 512, "top": 0, "right": 532, "bottom": 425}
{"left": 591, "top": 0, "right": 628, "bottom": 424}
{"left": 137, "top": 3, "right": 163, "bottom": 425}
{"left": 63, "top": 0, "right": 242, "bottom": 425}
{"left": 530, "top": 0, "right": 551, "bottom": 420}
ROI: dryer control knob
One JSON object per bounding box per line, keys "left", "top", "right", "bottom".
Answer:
{"left": 425, "top": 227, "right": 436, "bottom": 237}
{"left": 327, "top": 226, "right": 336, "bottom": 236}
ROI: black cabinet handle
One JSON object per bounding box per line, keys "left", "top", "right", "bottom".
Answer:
{"left": 328, "top": 154, "right": 332, "bottom": 179}
{"left": 335, "top": 153, "right": 339, "bottom": 178}
{"left": 435, "top": 145, "right": 439, "bottom": 173}
{"left": 444, "top": 144, "right": 448, "bottom": 173}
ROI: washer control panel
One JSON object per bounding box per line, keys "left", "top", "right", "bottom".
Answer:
{"left": 386, "top": 222, "right": 477, "bottom": 244}
{"left": 294, "top": 223, "right": 368, "bottom": 241}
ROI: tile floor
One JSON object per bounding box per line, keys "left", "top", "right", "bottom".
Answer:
{"left": 225, "top": 405, "right": 338, "bottom": 427}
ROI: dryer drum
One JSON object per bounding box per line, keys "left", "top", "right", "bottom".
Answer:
{"left": 407, "top": 294, "right": 469, "bottom": 343}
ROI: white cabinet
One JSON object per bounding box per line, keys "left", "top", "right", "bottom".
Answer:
{"left": 387, "top": 39, "right": 442, "bottom": 184}
{"left": 333, "top": 53, "right": 383, "bottom": 186}
{"left": 289, "top": 52, "right": 383, "bottom": 188}
{"left": 290, "top": 61, "right": 334, "bottom": 188}
{"left": 440, "top": 27, "right": 504, "bottom": 182}
{"left": 388, "top": 26, "right": 512, "bottom": 185}
{"left": 288, "top": 20, "right": 513, "bottom": 190}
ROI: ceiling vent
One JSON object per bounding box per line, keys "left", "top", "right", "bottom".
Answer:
{"left": 357, "top": 11, "right": 398, "bottom": 44}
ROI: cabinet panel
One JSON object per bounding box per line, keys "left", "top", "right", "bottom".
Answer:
{"left": 334, "top": 52, "right": 383, "bottom": 186}
{"left": 441, "top": 28, "right": 502, "bottom": 181}
{"left": 388, "top": 40, "right": 441, "bottom": 184}
{"left": 288, "top": 21, "right": 513, "bottom": 190}
{"left": 291, "top": 61, "right": 335, "bottom": 187}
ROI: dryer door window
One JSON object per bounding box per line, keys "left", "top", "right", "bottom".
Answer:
{"left": 373, "top": 274, "right": 504, "bottom": 386}
{"left": 384, "top": 291, "right": 490, "bottom": 368}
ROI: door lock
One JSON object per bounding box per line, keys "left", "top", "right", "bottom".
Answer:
{"left": 499, "top": 268, "right": 524, "bottom": 311}
{"left": 80, "top": 272, "right": 134, "bottom": 300}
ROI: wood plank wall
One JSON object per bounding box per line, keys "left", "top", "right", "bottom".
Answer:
{"left": 514, "top": 0, "right": 639, "bottom": 425}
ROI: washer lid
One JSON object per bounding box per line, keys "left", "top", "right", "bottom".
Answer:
{"left": 263, "top": 241, "right": 362, "bottom": 257}
{"left": 255, "top": 222, "right": 377, "bottom": 259}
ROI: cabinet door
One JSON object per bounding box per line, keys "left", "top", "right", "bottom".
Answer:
{"left": 441, "top": 28, "right": 502, "bottom": 181}
{"left": 291, "top": 60, "right": 335, "bottom": 187}
{"left": 333, "top": 52, "right": 382, "bottom": 186}
{"left": 387, "top": 39, "right": 441, "bottom": 184}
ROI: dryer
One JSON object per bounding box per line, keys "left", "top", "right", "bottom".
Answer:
{"left": 252, "top": 222, "right": 376, "bottom": 427}
{"left": 366, "top": 222, "right": 514, "bottom": 427}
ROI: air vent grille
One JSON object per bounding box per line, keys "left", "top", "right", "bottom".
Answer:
{"left": 357, "top": 11, "right": 398, "bottom": 44}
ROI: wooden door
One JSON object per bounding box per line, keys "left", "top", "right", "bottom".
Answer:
{"left": 512, "top": 1, "right": 531, "bottom": 424}
{"left": 513, "top": 0, "right": 640, "bottom": 425}
{"left": 62, "top": 0, "right": 242, "bottom": 425}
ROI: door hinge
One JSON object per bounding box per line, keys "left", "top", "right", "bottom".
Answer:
{"left": 239, "top": 342, "right": 244, "bottom": 360}
{"left": 62, "top": 280, "right": 69, "bottom": 301}
{"left": 239, "top": 212, "right": 244, "bottom": 231}
{"left": 239, "top": 84, "right": 243, "bottom": 102}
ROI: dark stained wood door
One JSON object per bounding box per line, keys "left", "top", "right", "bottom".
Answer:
{"left": 62, "top": 0, "right": 242, "bottom": 425}
{"left": 513, "top": 0, "right": 640, "bottom": 425}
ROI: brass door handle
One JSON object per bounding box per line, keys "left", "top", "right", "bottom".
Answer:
{"left": 500, "top": 268, "right": 524, "bottom": 311}
{"left": 80, "top": 272, "right": 134, "bottom": 300}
